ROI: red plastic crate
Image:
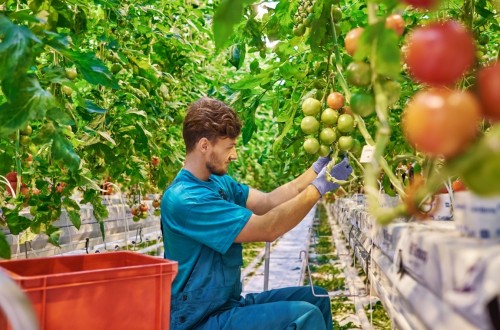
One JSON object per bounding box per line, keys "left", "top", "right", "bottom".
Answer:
{"left": 0, "top": 251, "right": 177, "bottom": 330}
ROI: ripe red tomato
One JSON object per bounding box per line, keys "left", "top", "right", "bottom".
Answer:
{"left": 151, "top": 156, "right": 161, "bottom": 167}
{"left": 385, "top": 14, "right": 405, "bottom": 36}
{"left": 5, "top": 171, "right": 17, "bottom": 182}
{"left": 404, "top": 20, "right": 475, "bottom": 86}
{"left": 56, "top": 182, "right": 66, "bottom": 193}
{"left": 140, "top": 203, "right": 149, "bottom": 212}
{"left": 477, "top": 62, "right": 500, "bottom": 122}
{"left": 402, "top": 88, "right": 481, "bottom": 158}
{"left": 327, "top": 92, "right": 345, "bottom": 110}
{"left": 131, "top": 205, "right": 141, "bottom": 216}
{"left": 345, "top": 27, "right": 364, "bottom": 57}
{"left": 452, "top": 180, "right": 467, "bottom": 192}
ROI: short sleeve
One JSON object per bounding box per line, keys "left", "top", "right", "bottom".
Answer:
{"left": 168, "top": 188, "right": 252, "bottom": 255}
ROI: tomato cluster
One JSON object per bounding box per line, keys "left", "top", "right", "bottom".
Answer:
{"left": 402, "top": 19, "right": 500, "bottom": 159}
{"left": 130, "top": 203, "right": 149, "bottom": 222}
{"left": 293, "top": 0, "right": 315, "bottom": 37}
{"left": 300, "top": 93, "right": 359, "bottom": 156}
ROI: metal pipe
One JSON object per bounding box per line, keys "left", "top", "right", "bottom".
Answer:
{"left": 263, "top": 242, "right": 271, "bottom": 291}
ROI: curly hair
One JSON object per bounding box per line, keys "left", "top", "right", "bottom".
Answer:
{"left": 183, "top": 97, "right": 242, "bottom": 153}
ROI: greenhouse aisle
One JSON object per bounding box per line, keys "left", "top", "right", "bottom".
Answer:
{"left": 242, "top": 206, "right": 316, "bottom": 294}
{"left": 241, "top": 204, "right": 381, "bottom": 329}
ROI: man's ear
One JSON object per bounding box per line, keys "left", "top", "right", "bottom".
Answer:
{"left": 198, "top": 137, "right": 210, "bottom": 153}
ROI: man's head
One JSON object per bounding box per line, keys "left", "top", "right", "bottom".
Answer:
{"left": 183, "top": 97, "right": 242, "bottom": 176}
{"left": 183, "top": 97, "right": 242, "bottom": 153}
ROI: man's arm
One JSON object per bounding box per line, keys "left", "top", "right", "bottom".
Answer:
{"left": 235, "top": 184, "right": 320, "bottom": 243}
{"left": 236, "top": 156, "right": 352, "bottom": 243}
{"left": 245, "top": 166, "right": 317, "bottom": 215}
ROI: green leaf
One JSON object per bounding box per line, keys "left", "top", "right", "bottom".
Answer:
{"left": 46, "top": 106, "right": 76, "bottom": 126}
{"left": 230, "top": 69, "right": 275, "bottom": 89}
{"left": 67, "top": 210, "right": 81, "bottom": 230}
{"left": 81, "top": 100, "right": 107, "bottom": 114}
{"left": 0, "top": 15, "right": 40, "bottom": 81}
{"left": 242, "top": 99, "right": 259, "bottom": 144}
{"left": 273, "top": 104, "right": 298, "bottom": 154}
{"left": 61, "top": 50, "right": 118, "bottom": 89}
{"left": 0, "top": 231, "right": 10, "bottom": 259}
{"left": 229, "top": 43, "right": 246, "bottom": 69}
{"left": 213, "top": 0, "right": 254, "bottom": 50}
{"left": 97, "top": 131, "right": 116, "bottom": 145}
{"left": 0, "top": 76, "right": 55, "bottom": 136}
{"left": 46, "top": 225, "right": 60, "bottom": 247}
{"left": 373, "top": 30, "right": 401, "bottom": 79}
{"left": 62, "top": 198, "right": 81, "bottom": 229}
{"left": 354, "top": 22, "right": 401, "bottom": 79}
{"left": 3, "top": 208, "right": 31, "bottom": 235}
{"left": 51, "top": 134, "right": 81, "bottom": 172}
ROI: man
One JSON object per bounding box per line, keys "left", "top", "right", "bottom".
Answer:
{"left": 161, "top": 97, "right": 352, "bottom": 330}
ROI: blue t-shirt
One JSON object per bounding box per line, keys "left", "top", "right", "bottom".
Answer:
{"left": 161, "top": 169, "right": 252, "bottom": 294}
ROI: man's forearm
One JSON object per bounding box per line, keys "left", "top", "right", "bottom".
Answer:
{"left": 261, "top": 185, "right": 320, "bottom": 241}
{"left": 264, "top": 166, "right": 317, "bottom": 208}
{"left": 236, "top": 185, "right": 321, "bottom": 243}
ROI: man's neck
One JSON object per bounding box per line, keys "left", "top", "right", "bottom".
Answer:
{"left": 183, "top": 154, "right": 210, "bottom": 181}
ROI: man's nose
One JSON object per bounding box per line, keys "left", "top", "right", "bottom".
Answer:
{"left": 229, "top": 148, "right": 238, "bottom": 161}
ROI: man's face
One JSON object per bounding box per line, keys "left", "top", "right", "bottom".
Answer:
{"left": 206, "top": 137, "right": 237, "bottom": 176}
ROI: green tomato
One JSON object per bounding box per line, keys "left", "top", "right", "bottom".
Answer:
{"left": 65, "top": 68, "right": 78, "bottom": 80}
{"left": 351, "top": 139, "right": 362, "bottom": 156}
{"left": 302, "top": 98, "right": 322, "bottom": 116}
{"left": 301, "top": 116, "right": 320, "bottom": 134}
{"left": 293, "top": 24, "right": 306, "bottom": 36}
{"left": 20, "top": 125, "right": 32, "bottom": 136}
{"left": 338, "top": 136, "right": 354, "bottom": 151}
{"left": 320, "top": 127, "right": 337, "bottom": 145}
{"left": 321, "top": 108, "right": 339, "bottom": 125}
{"left": 346, "top": 61, "right": 371, "bottom": 86}
{"left": 337, "top": 114, "right": 355, "bottom": 133}
{"left": 332, "top": 7, "right": 342, "bottom": 22}
{"left": 61, "top": 85, "right": 73, "bottom": 96}
{"left": 318, "top": 145, "right": 330, "bottom": 157}
{"left": 303, "top": 137, "right": 320, "bottom": 154}
{"left": 382, "top": 80, "right": 402, "bottom": 106}
{"left": 350, "top": 92, "right": 375, "bottom": 117}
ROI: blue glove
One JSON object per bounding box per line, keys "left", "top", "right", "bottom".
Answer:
{"left": 311, "top": 156, "right": 352, "bottom": 196}
{"left": 312, "top": 155, "right": 331, "bottom": 174}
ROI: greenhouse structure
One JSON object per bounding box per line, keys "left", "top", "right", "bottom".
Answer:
{"left": 0, "top": 0, "right": 499, "bottom": 329}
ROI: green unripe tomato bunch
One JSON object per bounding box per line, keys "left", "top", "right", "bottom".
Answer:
{"left": 299, "top": 93, "right": 361, "bottom": 156}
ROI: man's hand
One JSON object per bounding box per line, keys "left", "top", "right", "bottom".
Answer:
{"left": 312, "top": 155, "right": 331, "bottom": 174}
{"left": 311, "top": 156, "right": 352, "bottom": 196}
